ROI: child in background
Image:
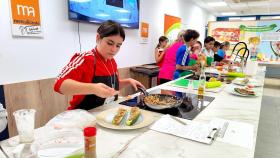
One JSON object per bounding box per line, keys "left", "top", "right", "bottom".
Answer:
{"left": 158, "top": 30, "right": 185, "bottom": 84}
{"left": 190, "top": 41, "right": 202, "bottom": 60}
{"left": 201, "top": 36, "right": 215, "bottom": 66}
{"left": 154, "top": 36, "right": 169, "bottom": 67}
{"left": 214, "top": 41, "right": 230, "bottom": 62}
{"left": 174, "top": 29, "right": 200, "bottom": 80}
{"left": 212, "top": 41, "right": 221, "bottom": 54}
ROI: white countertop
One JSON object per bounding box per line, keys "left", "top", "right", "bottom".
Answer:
{"left": 0, "top": 66, "right": 267, "bottom": 158}
{"left": 0, "top": 149, "right": 6, "bottom": 158}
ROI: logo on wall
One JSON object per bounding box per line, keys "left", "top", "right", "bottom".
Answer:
{"left": 139, "top": 22, "right": 149, "bottom": 43}
{"left": 9, "top": 0, "right": 43, "bottom": 37}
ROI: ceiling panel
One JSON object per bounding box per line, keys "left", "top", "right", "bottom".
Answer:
{"left": 191, "top": 0, "right": 280, "bottom": 16}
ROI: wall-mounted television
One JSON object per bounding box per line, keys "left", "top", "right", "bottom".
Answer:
{"left": 68, "top": 0, "right": 139, "bottom": 29}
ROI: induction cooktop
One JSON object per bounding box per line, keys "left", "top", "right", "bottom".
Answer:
{"left": 119, "top": 89, "right": 215, "bottom": 120}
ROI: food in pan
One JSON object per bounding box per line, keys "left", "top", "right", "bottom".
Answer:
{"left": 112, "top": 108, "right": 127, "bottom": 125}
{"left": 144, "top": 95, "right": 177, "bottom": 106}
{"left": 234, "top": 88, "right": 255, "bottom": 96}
{"left": 126, "top": 107, "right": 141, "bottom": 126}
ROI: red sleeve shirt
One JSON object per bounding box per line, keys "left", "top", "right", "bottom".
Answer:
{"left": 54, "top": 49, "right": 118, "bottom": 110}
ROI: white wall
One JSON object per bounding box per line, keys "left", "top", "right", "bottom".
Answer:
{"left": 0, "top": 0, "right": 215, "bottom": 85}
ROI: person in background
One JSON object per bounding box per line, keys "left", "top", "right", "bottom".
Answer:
{"left": 189, "top": 41, "right": 202, "bottom": 60}
{"left": 54, "top": 20, "right": 144, "bottom": 110}
{"left": 212, "top": 41, "right": 221, "bottom": 54}
{"left": 201, "top": 36, "right": 215, "bottom": 66}
{"left": 158, "top": 30, "right": 185, "bottom": 84}
{"left": 214, "top": 41, "right": 230, "bottom": 62}
{"left": 154, "top": 36, "right": 169, "bottom": 67}
{"left": 174, "top": 29, "right": 200, "bottom": 80}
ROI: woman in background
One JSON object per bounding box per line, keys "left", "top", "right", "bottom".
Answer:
{"left": 154, "top": 36, "right": 169, "bottom": 67}
{"left": 158, "top": 30, "right": 185, "bottom": 84}
{"left": 54, "top": 20, "right": 144, "bottom": 110}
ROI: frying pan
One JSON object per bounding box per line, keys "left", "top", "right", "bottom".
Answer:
{"left": 137, "top": 86, "right": 183, "bottom": 110}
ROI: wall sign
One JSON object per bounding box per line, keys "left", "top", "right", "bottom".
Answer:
{"left": 139, "top": 22, "right": 149, "bottom": 43}
{"left": 164, "top": 14, "right": 181, "bottom": 43}
{"left": 9, "top": 0, "right": 43, "bottom": 37}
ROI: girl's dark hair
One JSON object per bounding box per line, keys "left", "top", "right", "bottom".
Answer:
{"left": 220, "top": 41, "right": 230, "bottom": 49}
{"left": 196, "top": 41, "right": 202, "bottom": 47}
{"left": 183, "top": 29, "right": 200, "bottom": 42}
{"left": 191, "top": 41, "right": 202, "bottom": 51}
{"left": 204, "top": 36, "right": 215, "bottom": 44}
{"left": 97, "top": 20, "right": 125, "bottom": 41}
{"left": 214, "top": 41, "right": 221, "bottom": 48}
{"left": 156, "top": 36, "right": 168, "bottom": 48}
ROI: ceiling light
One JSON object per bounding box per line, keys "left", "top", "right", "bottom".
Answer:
{"left": 272, "top": 16, "right": 280, "bottom": 19}
{"left": 221, "top": 12, "right": 237, "bottom": 16}
{"left": 241, "top": 17, "right": 256, "bottom": 21}
{"left": 207, "top": 2, "right": 227, "bottom": 7}
{"left": 229, "top": 17, "right": 241, "bottom": 21}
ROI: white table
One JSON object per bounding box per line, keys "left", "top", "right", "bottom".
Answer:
{"left": 0, "top": 66, "right": 267, "bottom": 158}
{"left": 0, "top": 150, "right": 6, "bottom": 158}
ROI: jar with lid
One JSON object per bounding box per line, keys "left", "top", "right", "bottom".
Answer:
{"left": 84, "top": 127, "right": 97, "bottom": 158}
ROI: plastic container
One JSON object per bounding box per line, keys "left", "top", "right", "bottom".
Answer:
{"left": 13, "top": 109, "right": 36, "bottom": 143}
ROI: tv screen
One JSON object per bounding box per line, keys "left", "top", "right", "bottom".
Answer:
{"left": 68, "top": 0, "right": 139, "bottom": 29}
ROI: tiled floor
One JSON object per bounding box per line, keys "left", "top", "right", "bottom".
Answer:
{"left": 254, "top": 78, "right": 280, "bottom": 158}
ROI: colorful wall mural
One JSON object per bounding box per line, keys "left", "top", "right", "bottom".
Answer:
{"left": 208, "top": 20, "right": 280, "bottom": 59}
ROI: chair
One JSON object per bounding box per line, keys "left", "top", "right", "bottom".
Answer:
{"left": 230, "top": 42, "right": 250, "bottom": 64}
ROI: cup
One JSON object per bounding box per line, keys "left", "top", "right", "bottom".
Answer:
{"left": 13, "top": 109, "right": 36, "bottom": 143}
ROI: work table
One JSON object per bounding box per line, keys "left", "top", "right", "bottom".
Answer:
{"left": 0, "top": 66, "right": 266, "bottom": 158}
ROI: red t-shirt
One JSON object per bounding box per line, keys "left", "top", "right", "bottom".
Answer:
{"left": 54, "top": 48, "right": 118, "bottom": 110}
{"left": 156, "top": 49, "right": 165, "bottom": 67}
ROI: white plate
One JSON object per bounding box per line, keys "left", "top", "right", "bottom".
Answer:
{"left": 229, "top": 87, "right": 260, "bottom": 97}
{"left": 232, "top": 78, "right": 262, "bottom": 87}
{"left": 30, "top": 130, "right": 84, "bottom": 158}
{"left": 96, "top": 107, "right": 155, "bottom": 130}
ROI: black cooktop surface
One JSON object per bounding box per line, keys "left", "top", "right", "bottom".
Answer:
{"left": 119, "top": 89, "right": 215, "bottom": 120}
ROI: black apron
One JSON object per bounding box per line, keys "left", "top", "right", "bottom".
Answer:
{"left": 76, "top": 51, "right": 119, "bottom": 110}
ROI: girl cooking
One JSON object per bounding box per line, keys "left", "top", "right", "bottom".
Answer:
{"left": 54, "top": 20, "right": 144, "bottom": 110}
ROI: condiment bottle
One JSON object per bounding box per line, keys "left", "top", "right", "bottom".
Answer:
{"left": 198, "top": 63, "right": 206, "bottom": 100}
{"left": 84, "top": 127, "right": 97, "bottom": 158}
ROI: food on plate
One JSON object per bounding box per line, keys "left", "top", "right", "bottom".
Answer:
{"left": 209, "top": 77, "right": 217, "bottom": 82}
{"left": 241, "top": 78, "right": 250, "bottom": 84}
{"left": 144, "top": 95, "right": 177, "bottom": 106}
{"left": 126, "top": 107, "right": 141, "bottom": 126}
{"left": 234, "top": 88, "right": 255, "bottom": 96}
{"left": 112, "top": 108, "right": 127, "bottom": 125}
